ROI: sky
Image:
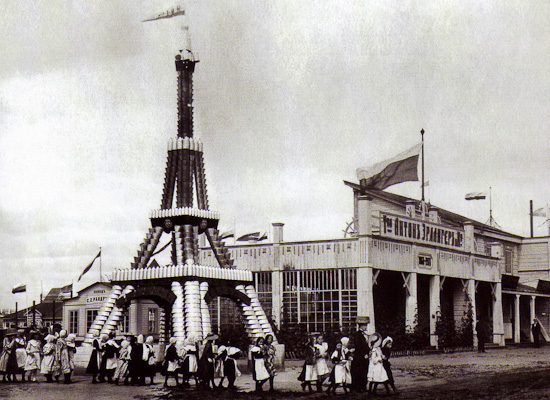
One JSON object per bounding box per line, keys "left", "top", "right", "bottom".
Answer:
{"left": 1, "top": 0, "right": 549, "bottom": 308}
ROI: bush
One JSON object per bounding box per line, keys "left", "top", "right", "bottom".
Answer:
{"left": 435, "top": 300, "right": 474, "bottom": 349}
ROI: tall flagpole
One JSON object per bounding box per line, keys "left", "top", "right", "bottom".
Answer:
{"left": 99, "top": 247, "right": 102, "bottom": 283}
{"left": 421, "top": 129, "right": 425, "bottom": 203}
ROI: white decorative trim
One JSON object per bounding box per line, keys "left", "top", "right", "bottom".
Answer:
{"left": 111, "top": 264, "right": 252, "bottom": 282}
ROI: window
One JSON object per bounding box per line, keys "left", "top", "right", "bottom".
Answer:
{"left": 86, "top": 309, "right": 98, "bottom": 332}
{"left": 504, "top": 249, "right": 513, "bottom": 274}
{"left": 419, "top": 255, "right": 432, "bottom": 267}
{"left": 148, "top": 308, "right": 157, "bottom": 333}
{"left": 69, "top": 311, "right": 78, "bottom": 335}
{"left": 282, "top": 268, "right": 357, "bottom": 332}
{"left": 119, "top": 308, "right": 129, "bottom": 333}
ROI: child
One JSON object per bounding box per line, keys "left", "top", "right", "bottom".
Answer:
{"left": 297, "top": 336, "right": 317, "bottom": 392}
{"left": 40, "top": 334, "right": 56, "bottom": 382}
{"left": 367, "top": 333, "right": 389, "bottom": 395}
{"left": 163, "top": 337, "right": 179, "bottom": 387}
{"left": 381, "top": 337, "right": 398, "bottom": 394}
{"left": 314, "top": 334, "right": 330, "bottom": 392}
{"left": 114, "top": 339, "right": 131, "bottom": 385}
{"left": 326, "top": 337, "right": 350, "bottom": 394}
{"left": 225, "top": 346, "right": 241, "bottom": 390}
{"left": 66, "top": 334, "right": 77, "bottom": 383}
{"left": 24, "top": 332, "right": 42, "bottom": 382}
{"left": 180, "top": 338, "right": 199, "bottom": 388}
{"left": 251, "top": 337, "right": 269, "bottom": 392}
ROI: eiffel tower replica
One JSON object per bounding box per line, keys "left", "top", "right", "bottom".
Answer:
{"left": 84, "top": 11, "right": 276, "bottom": 346}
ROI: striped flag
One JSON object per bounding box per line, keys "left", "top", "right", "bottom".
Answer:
{"left": 237, "top": 232, "right": 268, "bottom": 242}
{"left": 12, "top": 283, "right": 26, "bottom": 294}
{"left": 465, "top": 192, "right": 487, "bottom": 200}
{"left": 77, "top": 250, "right": 101, "bottom": 282}
{"left": 357, "top": 143, "right": 421, "bottom": 190}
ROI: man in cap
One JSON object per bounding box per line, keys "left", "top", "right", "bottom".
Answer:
{"left": 351, "top": 316, "right": 370, "bottom": 393}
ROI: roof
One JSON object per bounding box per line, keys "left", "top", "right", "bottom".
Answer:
{"left": 343, "top": 180, "right": 523, "bottom": 240}
{"left": 2, "top": 302, "right": 63, "bottom": 321}
{"left": 43, "top": 284, "right": 73, "bottom": 303}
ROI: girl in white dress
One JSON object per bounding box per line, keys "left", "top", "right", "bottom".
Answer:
{"left": 367, "top": 333, "right": 389, "bottom": 395}
{"left": 251, "top": 337, "right": 269, "bottom": 392}
{"left": 326, "top": 338, "right": 350, "bottom": 394}
{"left": 314, "top": 334, "right": 330, "bottom": 392}
{"left": 24, "top": 332, "right": 42, "bottom": 382}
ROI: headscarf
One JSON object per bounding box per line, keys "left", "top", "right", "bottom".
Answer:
{"left": 340, "top": 336, "right": 349, "bottom": 348}
{"left": 59, "top": 330, "right": 68, "bottom": 339}
{"left": 169, "top": 337, "right": 177, "bottom": 345}
{"left": 45, "top": 334, "right": 56, "bottom": 343}
{"left": 382, "top": 336, "right": 393, "bottom": 348}
{"left": 121, "top": 340, "right": 130, "bottom": 349}
{"left": 146, "top": 336, "right": 154, "bottom": 345}
{"left": 137, "top": 334, "right": 144, "bottom": 344}
{"left": 101, "top": 334, "right": 109, "bottom": 342}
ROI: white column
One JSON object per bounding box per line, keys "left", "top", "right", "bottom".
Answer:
{"left": 272, "top": 270, "right": 282, "bottom": 329}
{"left": 357, "top": 267, "right": 375, "bottom": 331}
{"left": 405, "top": 272, "right": 418, "bottom": 332}
{"left": 429, "top": 275, "right": 441, "bottom": 347}
{"left": 492, "top": 283, "right": 505, "bottom": 346}
{"left": 530, "top": 295, "right": 536, "bottom": 342}
{"left": 514, "top": 294, "right": 521, "bottom": 343}
{"left": 467, "top": 279, "right": 477, "bottom": 348}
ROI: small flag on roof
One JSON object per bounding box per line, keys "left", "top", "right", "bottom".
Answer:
{"left": 533, "top": 207, "right": 548, "bottom": 217}
{"left": 12, "top": 283, "right": 26, "bottom": 294}
{"left": 465, "top": 192, "right": 487, "bottom": 200}
{"left": 236, "top": 232, "right": 268, "bottom": 242}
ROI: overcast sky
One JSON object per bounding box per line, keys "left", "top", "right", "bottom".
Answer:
{"left": 1, "top": 1, "right": 549, "bottom": 308}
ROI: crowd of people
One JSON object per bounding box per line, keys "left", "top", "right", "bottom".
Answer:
{"left": 294, "top": 318, "right": 399, "bottom": 396}
{"left": 0, "top": 317, "right": 399, "bottom": 396}
{"left": 0, "top": 325, "right": 76, "bottom": 384}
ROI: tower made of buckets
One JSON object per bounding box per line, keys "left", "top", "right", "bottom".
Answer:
{"left": 83, "top": 16, "right": 277, "bottom": 348}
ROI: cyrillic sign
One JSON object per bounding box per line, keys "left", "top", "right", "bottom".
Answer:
{"left": 380, "top": 213, "right": 464, "bottom": 250}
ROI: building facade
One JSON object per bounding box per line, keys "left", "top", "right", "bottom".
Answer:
{"left": 199, "top": 184, "right": 550, "bottom": 348}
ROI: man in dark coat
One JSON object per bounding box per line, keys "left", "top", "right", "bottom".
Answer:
{"left": 351, "top": 316, "right": 370, "bottom": 393}
{"left": 476, "top": 318, "right": 490, "bottom": 353}
{"left": 532, "top": 319, "right": 541, "bottom": 348}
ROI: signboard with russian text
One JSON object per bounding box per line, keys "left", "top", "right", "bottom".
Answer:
{"left": 379, "top": 212, "right": 464, "bottom": 250}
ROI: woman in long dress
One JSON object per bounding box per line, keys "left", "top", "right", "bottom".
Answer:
{"left": 86, "top": 330, "right": 102, "bottom": 383}
{"left": 367, "top": 333, "right": 389, "bottom": 395}
{"left": 251, "top": 337, "right": 269, "bottom": 392}
{"left": 40, "top": 334, "right": 56, "bottom": 382}
{"left": 24, "top": 332, "right": 42, "bottom": 382}
{"left": 263, "top": 334, "right": 277, "bottom": 392}
{"left": 297, "top": 336, "right": 317, "bottom": 392}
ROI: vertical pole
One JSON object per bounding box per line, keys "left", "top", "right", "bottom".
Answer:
{"left": 530, "top": 200, "right": 534, "bottom": 238}
{"left": 421, "top": 129, "right": 425, "bottom": 203}
{"left": 32, "top": 300, "right": 36, "bottom": 328}
{"left": 15, "top": 302, "right": 18, "bottom": 329}
{"left": 53, "top": 300, "right": 56, "bottom": 326}
{"left": 489, "top": 187, "right": 493, "bottom": 227}
{"left": 99, "top": 247, "right": 102, "bottom": 283}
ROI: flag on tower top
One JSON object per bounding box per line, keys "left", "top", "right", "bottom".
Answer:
{"left": 12, "top": 283, "right": 26, "bottom": 294}
{"left": 465, "top": 192, "right": 487, "bottom": 200}
{"left": 357, "top": 143, "right": 421, "bottom": 190}
{"left": 533, "top": 207, "right": 547, "bottom": 217}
